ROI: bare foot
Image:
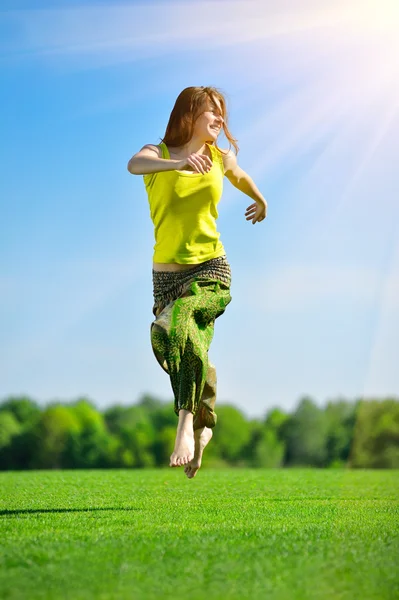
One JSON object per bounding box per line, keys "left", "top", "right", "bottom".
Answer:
{"left": 170, "top": 410, "right": 195, "bottom": 467}
{"left": 184, "top": 427, "right": 213, "bottom": 479}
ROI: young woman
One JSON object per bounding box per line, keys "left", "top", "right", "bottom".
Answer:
{"left": 127, "top": 86, "right": 267, "bottom": 478}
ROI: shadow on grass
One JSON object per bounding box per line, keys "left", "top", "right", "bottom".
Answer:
{"left": 1, "top": 497, "right": 367, "bottom": 517}
{"left": 0, "top": 507, "right": 142, "bottom": 516}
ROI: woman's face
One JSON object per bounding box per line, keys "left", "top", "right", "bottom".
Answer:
{"left": 194, "top": 97, "right": 224, "bottom": 142}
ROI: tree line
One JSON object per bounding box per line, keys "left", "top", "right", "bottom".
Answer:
{"left": 0, "top": 394, "right": 398, "bottom": 470}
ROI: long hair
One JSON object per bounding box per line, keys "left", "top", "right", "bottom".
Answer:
{"left": 160, "top": 86, "right": 239, "bottom": 155}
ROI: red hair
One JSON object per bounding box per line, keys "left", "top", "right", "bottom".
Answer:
{"left": 160, "top": 86, "right": 239, "bottom": 155}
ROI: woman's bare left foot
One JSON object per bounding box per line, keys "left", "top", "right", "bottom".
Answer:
{"left": 184, "top": 427, "right": 213, "bottom": 479}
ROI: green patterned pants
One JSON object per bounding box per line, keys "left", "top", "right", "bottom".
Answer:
{"left": 151, "top": 278, "right": 231, "bottom": 430}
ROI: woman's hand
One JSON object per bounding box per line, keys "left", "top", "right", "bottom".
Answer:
{"left": 177, "top": 153, "right": 213, "bottom": 174}
{"left": 245, "top": 199, "right": 267, "bottom": 224}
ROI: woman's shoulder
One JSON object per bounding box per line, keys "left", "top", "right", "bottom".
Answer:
{"left": 213, "top": 146, "right": 235, "bottom": 173}
{"left": 213, "top": 146, "right": 234, "bottom": 158}
{"left": 141, "top": 143, "right": 163, "bottom": 158}
{"left": 216, "top": 145, "right": 235, "bottom": 154}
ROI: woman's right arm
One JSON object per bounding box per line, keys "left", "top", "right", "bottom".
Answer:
{"left": 127, "top": 144, "right": 181, "bottom": 175}
{"left": 127, "top": 144, "right": 213, "bottom": 175}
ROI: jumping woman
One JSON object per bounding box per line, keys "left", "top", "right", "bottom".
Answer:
{"left": 127, "top": 86, "right": 267, "bottom": 478}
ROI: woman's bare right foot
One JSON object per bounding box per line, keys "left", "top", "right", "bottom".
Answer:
{"left": 170, "top": 430, "right": 195, "bottom": 467}
{"left": 184, "top": 427, "right": 213, "bottom": 479}
{"left": 170, "top": 409, "right": 195, "bottom": 467}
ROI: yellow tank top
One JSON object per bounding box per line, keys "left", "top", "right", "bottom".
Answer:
{"left": 143, "top": 142, "right": 226, "bottom": 264}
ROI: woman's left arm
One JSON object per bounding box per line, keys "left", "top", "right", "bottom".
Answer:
{"left": 222, "top": 150, "right": 267, "bottom": 225}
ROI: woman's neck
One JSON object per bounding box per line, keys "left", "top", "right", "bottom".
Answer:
{"left": 169, "top": 136, "right": 212, "bottom": 158}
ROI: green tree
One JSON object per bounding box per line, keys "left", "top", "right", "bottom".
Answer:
{"left": 0, "top": 411, "right": 22, "bottom": 451}
{"left": 265, "top": 407, "right": 290, "bottom": 432}
{"left": 62, "top": 398, "right": 115, "bottom": 468}
{"left": 350, "top": 398, "right": 399, "bottom": 468}
{"left": 29, "top": 404, "right": 81, "bottom": 469}
{"left": 62, "top": 427, "right": 118, "bottom": 468}
{"left": 137, "top": 394, "right": 166, "bottom": 413}
{"left": 153, "top": 425, "right": 176, "bottom": 466}
{"left": 212, "top": 404, "right": 251, "bottom": 464}
{"left": 69, "top": 397, "right": 105, "bottom": 430}
{"left": 283, "top": 396, "right": 329, "bottom": 467}
{"left": 252, "top": 427, "right": 285, "bottom": 467}
{"left": 146, "top": 400, "right": 177, "bottom": 431}
{"left": 324, "top": 399, "right": 357, "bottom": 467}
{"left": 0, "top": 396, "right": 41, "bottom": 428}
{"left": 241, "top": 409, "right": 288, "bottom": 468}
{"left": 0, "top": 396, "right": 42, "bottom": 470}
{"left": 104, "top": 403, "right": 157, "bottom": 468}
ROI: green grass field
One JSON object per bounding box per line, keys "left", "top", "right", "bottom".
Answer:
{"left": 1, "top": 468, "right": 398, "bottom": 600}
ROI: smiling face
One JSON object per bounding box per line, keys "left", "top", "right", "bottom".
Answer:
{"left": 193, "top": 96, "right": 225, "bottom": 143}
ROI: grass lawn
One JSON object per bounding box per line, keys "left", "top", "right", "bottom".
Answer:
{"left": 0, "top": 468, "right": 398, "bottom": 600}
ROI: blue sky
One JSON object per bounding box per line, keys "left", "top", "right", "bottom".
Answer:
{"left": 1, "top": 0, "right": 398, "bottom": 418}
